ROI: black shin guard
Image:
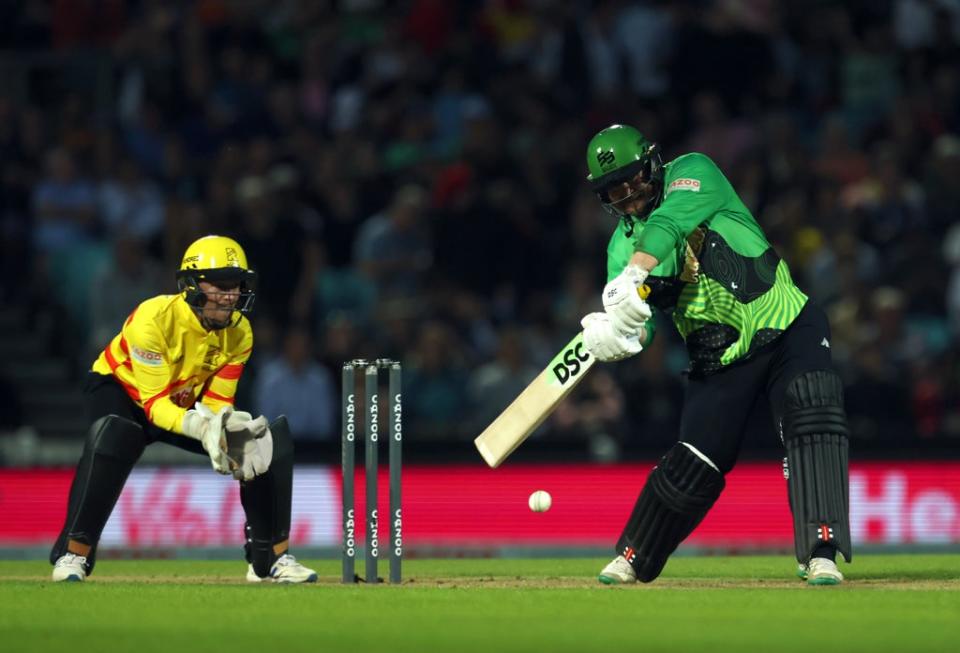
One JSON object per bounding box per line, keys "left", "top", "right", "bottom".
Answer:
{"left": 783, "top": 370, "right": 852, "bottom": 564}
{"left": 241, "top": 416, "right": 294, "bottom": 577}
{"left": 616, "top": 443, "right": 725, "bottom": 582}
{"left": 50, "top": 416, "right": 146, "bottom": 573}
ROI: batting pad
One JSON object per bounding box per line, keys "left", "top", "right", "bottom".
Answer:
{"left": 617, "top": 442, "right": 725, "bottom": 582}
{"left": 783, "top": 370, "right": 852, "bottom": 563}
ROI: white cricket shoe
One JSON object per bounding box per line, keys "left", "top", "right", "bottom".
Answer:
{"left": 805, "top": 557, "right": 843, "bottom": 585}
{"left": 246, "top": 553, "right": 318, "bottom": 584}
{"left": 52, "top": 553, "right": 88, "bottom": 582}
{"left": 598, "top": 555, "right": 637, "bottom": 585}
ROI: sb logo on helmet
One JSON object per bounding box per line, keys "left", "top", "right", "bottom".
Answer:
{"left": 597, "top": 151, "right": 616, "bottom": 168}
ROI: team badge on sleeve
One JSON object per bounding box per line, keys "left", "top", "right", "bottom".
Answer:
{"left": 131, "top": 345, "right": 164, "bottom": 366}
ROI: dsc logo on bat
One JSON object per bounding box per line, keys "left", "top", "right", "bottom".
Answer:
{"left": 552, "top": 341, "right": 590, "bottom": 385}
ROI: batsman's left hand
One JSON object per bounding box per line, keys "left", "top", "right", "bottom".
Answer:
{"left": 225, "top": 413, "right": 273, "bottom": 481}
{"left": 603, "top": 265, "right": 652, "bottom": 333}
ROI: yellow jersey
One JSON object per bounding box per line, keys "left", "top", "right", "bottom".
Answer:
{"left": 92, "top": 294, "right": 253, "bottom": 435}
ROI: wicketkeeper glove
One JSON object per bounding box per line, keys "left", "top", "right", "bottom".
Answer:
{"left": 181, "top": 402, "right": 234, "bottom": 475}
{"left": 224, "top": 412, "right": 273, "bottom": 481}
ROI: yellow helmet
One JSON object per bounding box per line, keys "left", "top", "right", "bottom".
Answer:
{"left": 180, "top": 235, "right": 249, "bottom": 272}
{"left": 176, "top": 235, "right": 257, "bottom": 322}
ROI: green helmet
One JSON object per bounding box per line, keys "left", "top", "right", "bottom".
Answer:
{"left": 585, "top": 124, "right": 663, "bottom": 220}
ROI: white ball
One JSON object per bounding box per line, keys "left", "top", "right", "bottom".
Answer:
{"left": 528, "top": 490, "right": 552, "bottom": 512}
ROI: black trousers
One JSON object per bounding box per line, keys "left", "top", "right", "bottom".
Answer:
{"left": 679, "top": 300, "right": 837, "bottom": 474}
{"left": 57, "top": 374, "right": 293, "bottom": 576}
{"left": 83, "top": 373, "right": 207, "bottom": 455}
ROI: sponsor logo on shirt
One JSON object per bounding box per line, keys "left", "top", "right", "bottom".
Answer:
{"left": 171, "top": 385, "right": 196, "bottom": 407}
{"left": 131, "top": 346, "right": 164, "bottom": 366}
{"left": 666, "top": 178, "right": 701, "bottom": 195}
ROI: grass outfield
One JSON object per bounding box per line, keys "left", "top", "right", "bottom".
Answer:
{"left": 1, "top": 555, "right": 957, "bottom": 653}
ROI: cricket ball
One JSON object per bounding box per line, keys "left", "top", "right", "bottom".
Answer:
{"left": 528, "top": 490, "right": 552, "bottom": 512}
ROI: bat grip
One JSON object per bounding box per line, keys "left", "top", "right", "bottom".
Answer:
{"left": 638, "top": 284, "right": 651, "bottom": 299}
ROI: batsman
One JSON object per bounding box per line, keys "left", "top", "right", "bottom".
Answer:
{"left": 580, "top": 125, "right": 851, "bottom": 585}
{"left": 49, "top": 235, "right": 317, "bottom": 583}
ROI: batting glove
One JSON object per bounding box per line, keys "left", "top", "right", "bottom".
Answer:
{"left": 581, "top": 312, "right": 643, "bottom": 362}
{"left": 603, "top": 265, "right": 652, "bottom": 333}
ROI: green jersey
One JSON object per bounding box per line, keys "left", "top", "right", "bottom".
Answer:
{"left": 606, "top": 152, "right": 807, "bottom": 376}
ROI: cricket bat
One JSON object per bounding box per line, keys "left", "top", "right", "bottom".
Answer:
{"left": 473, "top": 331, "right": 595, "bottom": 468}
{"left": 474, "top": 285, "right": 650, "bottom": 468}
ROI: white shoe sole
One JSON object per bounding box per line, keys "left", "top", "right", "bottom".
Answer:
{"left": 274, "top": 573, "right": 318, "bottom": 584}
{"left": 246, "top": 565, "right": 317, "bottom": 583}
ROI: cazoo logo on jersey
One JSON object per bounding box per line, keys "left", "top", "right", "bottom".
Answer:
{"left": 667, "top": 178, "right": 701, "bottom": 194}
{"left": 131, "top": 346, "right": 163, "bottom": 366}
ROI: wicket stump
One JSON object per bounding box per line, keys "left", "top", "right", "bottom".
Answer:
{"left": 341, "top": 359, "right": 402, "bottom": 584}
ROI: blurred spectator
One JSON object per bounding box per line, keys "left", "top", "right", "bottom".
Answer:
{"left": 551, "top": 367, "right": 626, "bottom": 463}
{"left": 98, "top": 156, "right": 166, "bottom": 246}
{"left": 805, "top": 229, "right": 880, "bottom": 307}
{"left": 353, "top": 183, "right": 432, "bottom": 300}
{"left": 685, "top": 91, "right": 758, "bottom": 171}
{"left": 552, "top": 260, "right": 602, "bottom": 334}
{"left": 87, "top": 235, "right": 164, "bottom": 362}
{"left": 866, "top": 287, "right": 926, "bottom": 369}
{"left": 846, "top": 143, "right": 926, "bottom": 261}
{"left": 235, "top": 175, "right": 317, "bottom": 324}
{"left": 812, "top": 115, "right": 870, "bottom": 186}
{"left": 404, "top": 320, "right": 469, "bottom": 440}
{"left": 31, "top": 147, "right": 98, "bottom": 253}
{"left": 254, "top": 326, "right": 336, "bottom": 441}
{"left": 845, "top": 340, "right": 915, "bottom": 444}
{"left": 840, "top": 20, "right": 901, "bottom": 140}
{"left": 316, "top": 312, "right": 367, "bottom": 373}
{"left": 466, "top": 327, "right": 539, "bottom": 433}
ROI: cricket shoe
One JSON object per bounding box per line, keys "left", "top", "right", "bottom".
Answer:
{"left": 52, "top": 553, "right": 88, "bottom": 582}
{"left": 598, "top": 555, "right": 637, "bottom": 585}
{"left": 804, "top": 557, "right": 843, "bottom": 586}
{"left": 246, "top": 554, "right": 318, "bottom": 584}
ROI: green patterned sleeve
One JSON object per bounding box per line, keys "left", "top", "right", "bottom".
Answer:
{"left": 634, "top": 153, "right": 727, "bottom": 262}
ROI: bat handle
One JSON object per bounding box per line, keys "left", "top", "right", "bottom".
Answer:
{"left": 638, "top": 284, "right": 651, "bottom": 300}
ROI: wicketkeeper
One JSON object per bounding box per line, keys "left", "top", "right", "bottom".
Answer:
{"left": 581, "top": 125, "right": 851, "bottom": 585}
{"left": 50, "top": 235, "right": 317, "bottom": 583}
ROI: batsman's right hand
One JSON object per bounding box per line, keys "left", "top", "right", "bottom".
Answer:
{"left": 581, "top": 312, "right": 643, "bottom": 362}
{"left": 602, "top": 265, "right": 653, "bottom": 333}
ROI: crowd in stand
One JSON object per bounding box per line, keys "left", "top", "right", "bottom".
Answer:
{"left": 0, "top": 1, "right": 958, "bottom": 458}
